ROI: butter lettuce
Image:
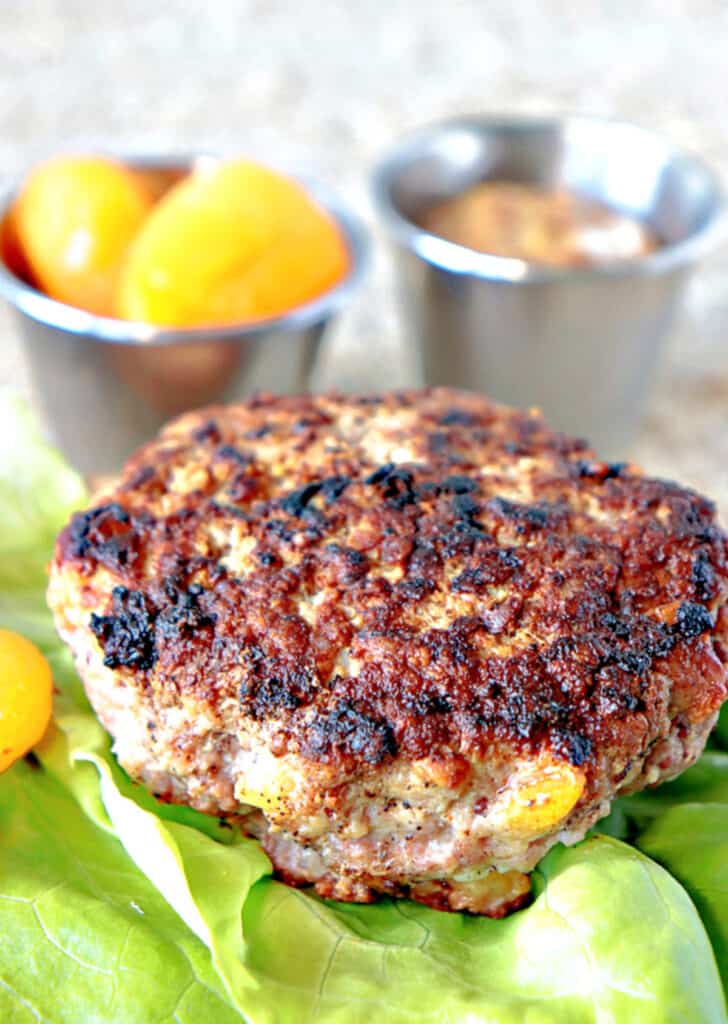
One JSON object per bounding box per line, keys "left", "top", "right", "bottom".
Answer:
{"left": 640, "top": 803, "right": 728, "bottom": 991}
{"left": 0, "top": 758, "right": 242, "bottom": 1024}
{"left": 627, "top": 751, "right": 728, "bottom": 989}
{"left": 598, "top": 751, "right": 728, "bottom": 992}
{"left": 1, "top": 399, "right": 726, "bottom": 1023}
{"left": 717, "top": 706, "right": 728, "bottom": 750}
{"left": 238, "top": 836, "right": 725, "bottom": 1023}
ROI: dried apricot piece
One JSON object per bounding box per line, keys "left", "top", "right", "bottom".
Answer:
{"left": 116, "top": 159, "right": 349, "bottom": 327}
{"left": 14, "top": 155, "right": 152, "bottom": 315}
{"left": 0, "top": 629, "right": 53, "bottom": 772}
{"left": 490, "top": 756, "right": 586, "bottom": 837}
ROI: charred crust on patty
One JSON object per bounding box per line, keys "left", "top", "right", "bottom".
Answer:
{"left": 192, "top": 419, "right": 222, "bottom": 444}
{"left": 673, "top": 600, "right": 714, "bottom": 640}
{"left": 155, "top": 582, "right": 217, "bottom": 642}
{"left": 302, "top": 699, "right": 398, "bottom": 764}
{"left": 573, "top": 459, "right": 629, "bottom": 481}
{"left": 366, "top": 464, "right": 418, "bottom": 509}
{"left": 90, "top": 586, "right": 157, "bottom": 670}
{"left": 438, "top": 408, "right": 480, "bottom": 427}
{"left": 692, "top": 549, "right": 719, "bottom": 601}
{"left": 214, "top": 444, "right": 252, "bottom": 466}
{"left": 489, "top": 496, "right": 557, "bottom": 531}
{"left": 66, "top": 502, "right": 142, "bottom": 571}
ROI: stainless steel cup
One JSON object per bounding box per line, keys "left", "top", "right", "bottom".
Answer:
{"left": 0, "top": 155, "right": 368, "bottom": 476}
{"left": 372, "top": 115, "right": 726, "bottom": 456}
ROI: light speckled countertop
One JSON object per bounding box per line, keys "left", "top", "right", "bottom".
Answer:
{"left": 1, "top": 1, "right": 727, "bottom": 515}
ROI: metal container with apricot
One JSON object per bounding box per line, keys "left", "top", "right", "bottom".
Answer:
{"left": 0, "top": 153, "right": 368, "bottom": 474}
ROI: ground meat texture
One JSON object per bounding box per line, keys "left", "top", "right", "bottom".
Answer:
{"left": 47, "top": 388, "right": 728, "bottom": 916}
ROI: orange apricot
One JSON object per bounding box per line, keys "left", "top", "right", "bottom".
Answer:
{"left": 13, "top": 155, "right": 152, "bottom": 316}
{"left": 116, "top": 159, "right": 349, "bottom": 327}
{"left": 0, "top": 629, "right": 53, "bottom": 772}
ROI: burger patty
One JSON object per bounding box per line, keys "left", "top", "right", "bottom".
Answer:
{"left": 48, "top": 389, "right": 728, "bottom": 916}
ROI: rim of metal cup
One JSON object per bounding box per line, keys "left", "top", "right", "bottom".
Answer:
{"left": 0, "top": 153, "right": 369, "bottom": 344}
{"left": 370, "top": 113, "right": 728, "bottom": 284}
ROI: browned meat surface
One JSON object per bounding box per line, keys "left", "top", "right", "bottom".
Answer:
{"left": 47, "top": 389, "right": 728, "bottom": 916}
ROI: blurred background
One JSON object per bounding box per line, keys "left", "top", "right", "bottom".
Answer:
{"left": 1, "top": 0, "right": 727, "bottom": 513}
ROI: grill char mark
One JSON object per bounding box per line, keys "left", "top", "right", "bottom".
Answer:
{"left": 90, "top": 586, "right": 157, "bottom": 670}
{"left": 302, "top": 700, "right": 398, "bottom": 764}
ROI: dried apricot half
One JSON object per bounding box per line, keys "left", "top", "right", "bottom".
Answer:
{"left": 14, "top": 154, "right": 152, "bottom": 315}
{"left": 116, "top": 159, "right": 349, "bottom": 327}
{"left": 0, "top": 629, "right": 53, "bottom": 772}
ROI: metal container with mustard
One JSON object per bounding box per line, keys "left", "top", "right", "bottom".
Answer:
{"left": 371, "top": 114, "right": 726, "bottom": 456}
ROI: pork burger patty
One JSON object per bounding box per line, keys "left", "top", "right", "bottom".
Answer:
{"left": 48, "top": 389, "right": 728, "bottom": 916}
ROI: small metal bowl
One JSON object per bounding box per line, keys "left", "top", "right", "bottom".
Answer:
{"left": 372, "top": 115, "right": 726, "bottom": 456}
{"left": 0, "top": 155, "right": 369, "bottom": 476}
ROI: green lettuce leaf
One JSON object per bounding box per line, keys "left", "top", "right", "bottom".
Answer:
{"left": 597, "top": 750, "right": 728, "bottom": 990}
{"left": 38, "top": 649, "right": 271, "bottom": 1018}
{"left": 639, "top": 804, "right": 728, "bottom": 992}
{"left": 627, "top": 749, "right": 728, "bottom": 989}
{"left": 716, "top": 706, "right": 728, "bottom": 751}
{"left": 604, "top": 752, "right": 728, "bottom": 835}
{"left": 238, "top": 835, "right": 725, "bottom": 1023}
{"left": 0, "top": 757, "right": 242, "bottom": 1024}
{"left": 1, "top": 397, "right": 727, "bottom": 1023}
